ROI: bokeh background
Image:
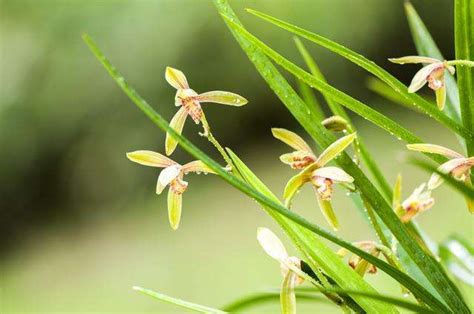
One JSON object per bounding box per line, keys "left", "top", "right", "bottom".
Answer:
{"left": 1, "top": 0, "right": 472, "bottom": 312}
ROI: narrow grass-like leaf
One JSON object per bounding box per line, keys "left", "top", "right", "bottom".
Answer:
{"left": 295, "top": 37, "right": 393, "bottom": 200}
{"left": 246, "top": 9, "right": 473, "bottom": 141}
{"left": 132, "top": 286, "right": 226, "bottom": 313}
{"left": 212, "top": 9, "right": 448, "bottom": 307}
{"left": 223, "top": 287, "right": 435, "bottom": 314}
{"left": 404, "top": 1, "right": 460, "bottom": 122}
{"left": 297, "top": 80, "right": 325, "bottom": 123}
{"left": 218, "top": 13, "right": 467, "bottom": 312}
{"left": 367, "top": 77, "right": 418, "bottom": 111}
{"left": 222, "top": 292, "right": 324, "bottom": 312}
{"left": 454, "top": 0, "right": 474, "bottom": 156}
{"left": 224, "top": 18, "right": 447, "bottom": 166}
{"left": 83, "top": 21, "right": 449, "bottom": 312}
{"left": 227, "top": 148, "right": 397, "bottom": 313}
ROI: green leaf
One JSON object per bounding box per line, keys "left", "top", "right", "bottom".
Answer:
{"left": 246, "top": 8, "right": 473, "bottom": 141}
{"left": 454, "top": 0, "right": 474, "bottom": 156}
{"left": 404, "top": 1, "right": 461, "bottom": 122}
{"left": 226, "top": 148, "right": 397, "bottom": 313}
{"left": 222, "top": 291, "right": 324, "bottom": 312}
{"left": 223, "top": 287, "right": 436, "bottom": 314}
{"left": 217, "top": 14, "right": 467, "bottom": 313}
{"left": 225, "top": 17, "right": 448, "bottom": 166}
{"left": 132, "top": 286, "right": 226, "bottom": 313}
{"left": 293, "top": 38, "right": 394, "bottom": 200}
{"left": 83, "top": 25, "right": 448, "bottom": 312}
{"left": 367, "top": 77, "right": 419, "bottom": 111}
{"left": 439, "top": 235, "right": 474, "bottom": 287}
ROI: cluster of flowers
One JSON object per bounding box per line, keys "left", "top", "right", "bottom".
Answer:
{"left": 127, "top": 67, "right": 247, "bottom": 230}
{"left": 126, "top": 60, "right": 473, "bottom": 312}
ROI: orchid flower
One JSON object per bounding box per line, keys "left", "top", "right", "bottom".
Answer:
{"left": 389, "top": 56, "right": 455, "bottom": 110}
{"left": 272, "top": 129, "right": 356, "bottom": 230}
{"left": 392, "top": 174, "right": 435, "bottom": 223}
{"left": 126, "top": 150, "right": 215, "bottom": 230}
{"left": 401, "top": 184, "right": 434, "bottom": 223}
{"left": 164, "top": 67, "right": 248, "bottom": 155}
{"left": 407, "top": 143, "right": 474, "bottom": 213}
{"left": 257, "top": 227, "right": 304, "bottom": 314}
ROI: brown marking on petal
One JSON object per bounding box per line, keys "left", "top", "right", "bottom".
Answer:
{"left": 170, "top": 177, "right": 188, "bottom": 194}
{"left": 181, "top": 98, "right": 202, "bottom": 123}
{"left": 290, "top": 155, "right": 316, "bottom": 169}
{"left": 313, "top": 176, "right": 333, "bottom": 200}
{"left": 427, "top": 66, "right": 445, "bottom": 90}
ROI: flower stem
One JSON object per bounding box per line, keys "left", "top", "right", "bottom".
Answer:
{"left": 446, "top": 59, "right": 474, "bottom": 67}
{"left": 200, "top": 114, "right": 234, "bottom": 170}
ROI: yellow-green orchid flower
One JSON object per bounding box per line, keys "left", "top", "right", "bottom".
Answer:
{"left": 389, "top": 56, "right": 455, "bottom": 110}
{"left": 257, "top": 227, "right": 304, "bottom": 314}
{"left": 392, "top": 174, "right": 435, "bottom": 223}
{"left": 401, "top": 183, "right": 434, "bottom": 223}
{"left": 126, "top": 150, "right": 215, "bottom": 230}
{"left": 273, "top": 129, "right": 356, "bottom": 230}
{"left": 165, "top": 67, "right": 248, "bottom": 155}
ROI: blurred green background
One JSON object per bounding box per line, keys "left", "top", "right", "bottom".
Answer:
{"left": 1, "top": 0, "right": 472, "bottom": 312}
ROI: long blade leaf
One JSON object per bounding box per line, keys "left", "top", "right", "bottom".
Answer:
{"left": 454, "top": 0, "right": 474, "bottom": 156}
{"left": 82, "top": 26, "right": 449, "bottom": 312}
{"left": 223, "top": 17, "right": 448, "bottom": 165}
{"left": 246, "top": 9, "right": 473, "bottom": 141}
{"left": 218, "top": 15, "right": 468, "bottom": 313}
{"left": 133, "top": 286, "right": 226, "bottom": 313}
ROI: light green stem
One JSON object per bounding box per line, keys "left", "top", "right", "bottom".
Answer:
{"left": 200, "top": 114, "right": 234, "bottom": 169}
{"left": 446, "top": 59, "right": 474, "bottom": 67}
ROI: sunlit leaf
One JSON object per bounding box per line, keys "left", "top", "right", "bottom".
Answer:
{"left": 246, "top": 8, "right": 472, "bottom": 141}
{"left": 133, "top": 286, "right": 226, "bottom": 313}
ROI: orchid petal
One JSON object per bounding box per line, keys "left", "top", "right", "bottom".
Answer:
{"left": 196, "top": 91, "right": 248, "bottom": 106}
{"left": 428, "top": 158, "right": 469, "bottom": 189}
{"left": 279, "top": 151, "right": 315, "bottom": 169}
{"left": 316, "top": 193, "right": 339, "bottom": 231}
{"left": 316, "top": 132, "right": 357, "bottom": 166}
{"left": 167, "top": 189, "right": 182, "bottom": 230}
{"left": 182, "top": 160, "right": 216, "bottom": 174}
{"left": 408, "top": 63, "right": 441, "bottom": 93}
{"left": 388, "top": 56, "right": 440, "bottom": 64}
{"left": 165, "top": 67, "right": 189, "bottom": 90}
{"left": 165, "top": 107, "right": 188, "bottom": 156}
{"left": 435, "top": 84, "right": 446, "bottom": 110}
{"left": 283, "top": 171, "right": 310, "bottom": 207}
{"left": 156, "top": 165, "right": 181, "bottom": 195}
{"left": 312, "top": 166, "right": 354, "bottom": 183}
{"left": 280, "top": 271, "right": 297, "bottom": 314}
{"left": 271, "top": 128, "right": 313, "bottom": 153}
{"left": 257, "top": 227, "right": 288, "bottom": 262}
{"left": 126, "top": 150, "right": 176, "bottom": 168}
{"left": 407, "top": 143, "right": 464, "bottom": 159}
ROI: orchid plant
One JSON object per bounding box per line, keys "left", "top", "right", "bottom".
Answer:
{"left": 83, "top": 0, "right": 474, "bottom": 313}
